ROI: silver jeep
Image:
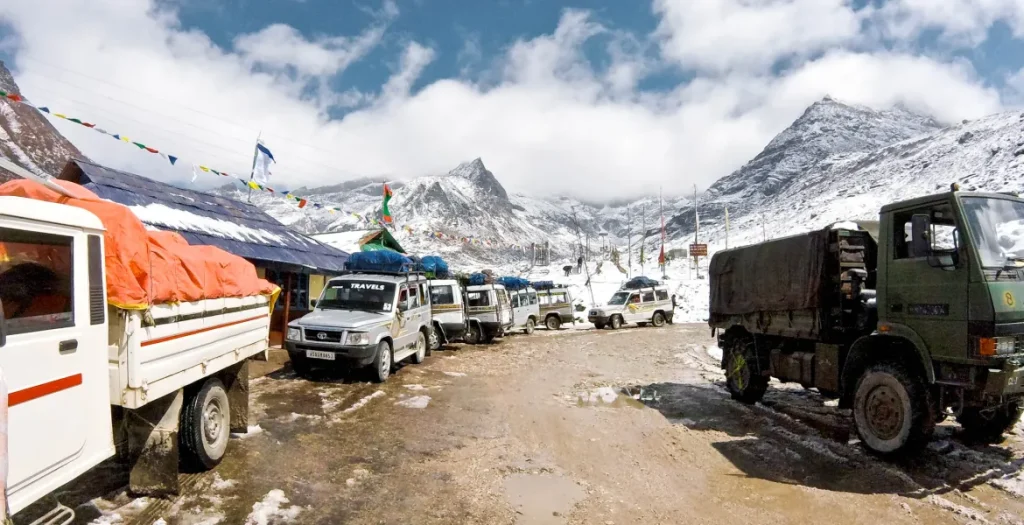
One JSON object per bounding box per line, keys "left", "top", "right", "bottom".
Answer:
{"left": 285, "top": 272, "right": 433, "bottom": 382}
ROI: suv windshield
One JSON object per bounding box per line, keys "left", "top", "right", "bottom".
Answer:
{"left": 608, "top": 292, "right": 630, "bottom": 305}
{"left": 319, "top": 280, "right": 396, "bottom": 312}
{"left": 961, "top": 197, "right": 1024, "bottom": 268}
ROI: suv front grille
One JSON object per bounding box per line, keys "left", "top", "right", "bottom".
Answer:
{"left": 305, "top": 329, "right": 343, "bottom": 343}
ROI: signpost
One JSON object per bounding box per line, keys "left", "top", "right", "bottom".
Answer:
{"left": 690, "top": 244, "right": 708, "bottom": 257}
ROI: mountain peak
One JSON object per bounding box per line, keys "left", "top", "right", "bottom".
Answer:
{"left": 448, "top": 157, "right": 508, "bottom": 201}
{"left": 0, "top": 61, "right": 19, "bottom": 95}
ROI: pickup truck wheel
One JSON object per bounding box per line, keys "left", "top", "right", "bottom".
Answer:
{"left": 853, "top": 363, "right": 933, "bottom": 455}
{"left": 957, "top": 401, "right": 1024, "bottom": 443}
{"left": 181, "top": 378, "right": 230, "bottom": 470}
{"left": 429, "top": 327, "right": 442, "bottom": 352}
{"left": 652, "top": 312, "right": 666, "bottom": 327}
{"left": 609, "top": 315, "right": 623, "bottom": 330}
{"left": 546, "top": 316, "right": 561, "bottom": 330}
{"left": 725, "top": 341, "right": 768, "bottom": 404}
{"left": 370, "top": 341, "right": 392, "bottom": 383}
{"left": 412, "top": 331, "right": 427, "bottom": 364}
{"left": 525, "top": 318, "right": 536, "bottom": 335}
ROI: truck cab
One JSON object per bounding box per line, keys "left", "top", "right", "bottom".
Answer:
{"left": 533, "top": 283, "right": 574, "bottom": 330}
{"left": 711, "top": 189, "right": 1024, "bottom": 455}
{"left": 286, "top": 271, "right": 432, "bottom": 382}
{"left": 589, "top": 284, "right": 672, "bottom": 330}
{"left": 465, "top": 284, "right": 513, "bottom": 344}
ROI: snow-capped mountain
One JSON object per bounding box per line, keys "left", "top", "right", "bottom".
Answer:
{"left": 0, "top": 61, "right": 86, "bottom": 183}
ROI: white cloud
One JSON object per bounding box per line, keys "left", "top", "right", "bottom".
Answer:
{"left": 872, "top": 0, "right": 1024, "bottom": 45}
{"left": 0, "top": 0, "right": 1016, "bottom": 204}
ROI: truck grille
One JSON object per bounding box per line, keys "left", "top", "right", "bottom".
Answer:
{"left": 305, "top": 329, "right": 343, "bottom": 343}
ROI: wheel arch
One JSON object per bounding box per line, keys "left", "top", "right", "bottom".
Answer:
{"left": 840, "top": 334, "right": 935, "bottom": 408}
{"left": 431, "top": 319, "right": 449, "bottom": 344}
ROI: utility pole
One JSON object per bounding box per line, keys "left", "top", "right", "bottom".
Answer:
{"left": 725, "top": 206, "right": 730, "bottom": 249}
{"left": 571, "top": 206, "right": 596, "bottom": 305}
{"left": 626, "top": 204, "right": 632, "bottom": 278}
{"left": 694, "top": 184, "right": 700, "bottom": 279}
{"left": 641, "top": 203, "right": 647, "bottom": 276}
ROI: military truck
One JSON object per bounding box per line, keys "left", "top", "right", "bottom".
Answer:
{"left": 709, "top": 188, "right": 1024, "bottom": 455}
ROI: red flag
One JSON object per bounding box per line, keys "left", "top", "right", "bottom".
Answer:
{"left": 658, "top": 245, "right": 665, "bottom": 265}
{"left": 298, "top": 198, "right": 308, "bottom": 208}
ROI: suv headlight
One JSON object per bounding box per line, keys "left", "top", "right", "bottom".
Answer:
{"left": 287, "top": 327, "right": 301, "bottom": 341}
{"left": 978, "top": 336, "right": 1017, "bottom": 356}
{"left": 345, "top": 332, "right": 370, "bottom": 346}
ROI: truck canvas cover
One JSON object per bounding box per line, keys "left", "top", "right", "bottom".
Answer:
{"left": 709, "top": 228, "right": 829, "bottom": 316}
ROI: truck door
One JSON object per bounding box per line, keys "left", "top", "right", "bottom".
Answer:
{"left": 886, "top": 202, "right": 970, "bottom": 358}
{"left": 1, "top": 223, "right": 110, "bottom": 513}
{"left": 497, "top": 289, "right": 513, "bottom": 327}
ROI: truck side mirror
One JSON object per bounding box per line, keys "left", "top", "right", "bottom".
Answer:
{"left": 0, "top": 299, "right": 6, "bottom": 348}
{"left": 910, "top": 214, "right": 932, "bottom": 258}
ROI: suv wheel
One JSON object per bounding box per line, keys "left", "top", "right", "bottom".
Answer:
{"left": 609, "top": 315, "right": 623, "bottom": 330}
{"left": 290, "top": 352, "right": 313, "bottom": 378}
{"left": 652, "top": 312, "right": 666, "bottom": 327}
{"left": 546, "top": 315, "right": 561, "bottom": 330}
{"left": 429, "top": 326, "right": 442, "bottom": 352}
{"left": 412, "top": 331, "right": 427, "bottom": 364}
{"left": 465, "top": 324, "right": 481, "bottom": 345}
{"left": 524, "top": 318, "right": 536, "bottom": 335}
{"left": 370, "top": 341, "right": 393, "bottom": 383}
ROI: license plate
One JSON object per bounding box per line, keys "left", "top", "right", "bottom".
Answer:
{"left": 306, "top": 350, "right": 335, "bottom": 361}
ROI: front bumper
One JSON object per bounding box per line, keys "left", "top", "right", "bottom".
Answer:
{"left": 983, "top": 364, "right": 1024, "bottom": 396}
{"left": 588, "top": 314, "right": 610, "bottom": 324}
{"left": 286, "top": 341, "right": 378, "bottom": 366}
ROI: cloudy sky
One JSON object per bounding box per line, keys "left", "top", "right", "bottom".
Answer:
{"left": 1, "top": 0, "right": 1022, "bottom": 201}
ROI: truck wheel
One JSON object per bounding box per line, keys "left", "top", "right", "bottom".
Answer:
{"left": 370, "top": 341, "right": 393, "bottom": 383}
{"left": 289, "top": 353, "right": 313, "bottom": 379}
{"left": 957, "top": 401, "right": 1024, "bottom": 443}
{"left": 852, "top": 363, "right": 933, "bottom": 455}
{"left": 429, "top": 326, "right": 441, "bottom": 352}
{"left": 465, "top": 324, "right": 481, "bottom": 345}
{"left": 181, "top": 378, "right": 230, "bottom": 470}
{"left": 412, "top": 331, "right": 427, "bottom": 364}
{"left": 593, "top": 322, "right": 606, "bottom": 330}
{"left": 546, "top": 315, "right": 561, "bottom": 330}
{"left": 525, "top": 318, "right": 536, "bottom": 335}
{"left": 724, "top": 341, "right": 768, "bottom": 404}
{"left": 652, "top": 312, "right": 666, "bottom": 327}
{"left": 609, "top": 315, "right": 623, "bottom": 330}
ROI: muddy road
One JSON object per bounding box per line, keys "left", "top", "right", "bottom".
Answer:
{"left": 21, "top": 323, "right": 1024, "bottom": 524}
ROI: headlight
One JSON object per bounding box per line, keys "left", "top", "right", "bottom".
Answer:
{"left": 345, "top": 332, "right": 370, "bottom": 345}
{"left": 287, "top": 327, "right": 301, "bottom": 341}
{"left": 978, "top": 336, "right": 1017, "bottom": 356}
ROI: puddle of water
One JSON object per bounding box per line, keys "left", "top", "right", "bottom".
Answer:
{"left": 575, "top": 387, "right": 647, "bottom": 409}
{"left": 503, "top": 473, "right": 584, "bottom": 525}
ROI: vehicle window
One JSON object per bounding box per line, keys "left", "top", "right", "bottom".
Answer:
{"left": 430, "top": 285, "right": 455, "bottom": 305}
{"left": 419, "top": 283, "right": 429, "bottom": 306}
{"left": 510, "top": 294, "right": 520, "bottom": 308}
{"left": 893, "top": 203, "right": 957, "bottom": 260}
{"left": 962, "top": 197, "right": 1024, "bottom": 269}
{"left": 529, "top": 292, "right": 538, "bottom": 305}
{"left": 553, "top": 292, "right": 567, "bottom": 304}
{"left": 642, "top": 291, "right": 655, "bottom": 302}
{"left": 0, "top": 228, "right": 75, "bottom": 335}
{"left": 468, "top": 291, "right": 491, "bottom": 307}
{"left": 630, "top": 294, "right": 641, "bottom": 304}
{"left": 656, "top": 290, "right": 669, "bottom": 301}
{"left": 538, "top": 293, "right": 550, "bottom": 305}
{"left": 409, "top": 284, "right": 421, "bottom": 308}
{"left": 608, "top": 292, "right": 630, "bottom": 305}
{"left": 320, "top": 280, "right": 397, "bottom": 313}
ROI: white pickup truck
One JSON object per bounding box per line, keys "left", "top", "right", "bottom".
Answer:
{"left": 1, "top": 196, "right": 271, "bottom": 521}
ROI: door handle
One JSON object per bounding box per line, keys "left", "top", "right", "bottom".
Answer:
{"left": 59, "top": 339, "right": 78, "bottom": 354}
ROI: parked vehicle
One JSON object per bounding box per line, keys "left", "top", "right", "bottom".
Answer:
{"left": 426, "top": 278, "right": 484, "bottom": 349}
{"left": 588, "top": 279, "right": 672, "bottom": 329}
{"left": 498, "top": 276, "right": 539, "bottom": 335}
{"left": 286, "top": 252, "right": 432, "bottom": 382}
{"left": 532, "top": 282, "right": 574, "bottom": 330}
{"left": 464, "top": 283, "right": 513, "bottom": 344}
{"left": 1, "top": 194, "right": 273, "bottom": 520}
{"left": 709, "top": 188, "right": 1024, "bottom": 455}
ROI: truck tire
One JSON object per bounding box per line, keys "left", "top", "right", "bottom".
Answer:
{"left": 852, "top": 362, "right": 933, "bottom": 455}
{"left": 546, "top": 315, "right": 561, "bottom": 330}
{"left": 412, "top": 331, "right": 427, "bottom": 364}
{"left": 465, "top": 324, "right": 481, "bottom": 345}
{"left": 652, "top": 312, "right": 666, "bottom": 327}
{"left": 370, "top": 340, "right": 393, "bottom": 383}
{"left": 181, "top": 378, "right": 230, "bottom": 470}
{"left": 609, "top": 315, "right": 623, "bottom": 330}
{"left": 289, "top": 353, "right": 313, "bottom": 379}
{"left": 724, "top": 341, "right": 768, "bottom": 404}
{"left": 524, "top": 318, "right": 536, "bottom": 335}
{"left": 429, "top": 326, "right": 442, "bottom": 352}
{"left": 957, "top": 401, "right": 1024, "bottom": 443}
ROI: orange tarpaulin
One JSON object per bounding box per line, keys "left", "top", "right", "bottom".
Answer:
{"left": 0, "top": 179, "right": 279, "bottom": 310}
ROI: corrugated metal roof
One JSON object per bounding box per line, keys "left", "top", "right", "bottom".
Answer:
{"left": 59, "top": 159, "right": 349, "bottom": 273}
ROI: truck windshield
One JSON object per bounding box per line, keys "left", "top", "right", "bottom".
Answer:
{"left": 608, "top": 292, "right": 630, "bottom": 305}
{"left": 319, "top": 280, "right": 396, "bottom": 312}
{"left": 961, "top": 197, "right": 1024, "bottom": 268}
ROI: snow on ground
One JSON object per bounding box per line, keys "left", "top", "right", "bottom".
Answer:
{"left": 341, "top": 390, "right": 385, "bottom": 414}
{"left": 230, "top": 425, "right": 264, "bottom": 439}
{"left": 244, "top": 490, "right": 303, "bottom": 525}
{"left": 395, "top": 395, "right": 431, "bottom": 409}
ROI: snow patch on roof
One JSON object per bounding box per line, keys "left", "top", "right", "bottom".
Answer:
{"left": 129, "top": 203, "right": 290, "bottom": 245}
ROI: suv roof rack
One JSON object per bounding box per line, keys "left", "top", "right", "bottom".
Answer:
{"left": 337, "top": 269, "right": 426, "bottom": 277}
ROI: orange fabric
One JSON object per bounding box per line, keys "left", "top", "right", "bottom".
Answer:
{"left": 0, "top": 179, "right": 279, "bottom": 309}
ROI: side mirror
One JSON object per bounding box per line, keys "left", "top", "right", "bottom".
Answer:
{"left": 0, "top": 299, "right": 6, "bottom": 347}
{"left": 910, "top": 214, "right": 932, "bottom": 258}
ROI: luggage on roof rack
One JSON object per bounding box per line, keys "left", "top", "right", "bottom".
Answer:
{"left": 345, "top": 251, "right": 414, "bottom": 273}
{"left": 469, "top": 272, "right": 494, "bottom": 286}
{"left": 622, "top": 276, "right": 660, "bottom": 289}
{"left": 497, "top": 276, "right": 530, "bottom": 290}
{"left": 419, "top": 255, "right": 450, "bottom": 279}
{"left": 531, "top": 280, "right": 564, "bottom": 290}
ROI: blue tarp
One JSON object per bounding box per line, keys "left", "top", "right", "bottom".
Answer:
{"left": 469, "top": 273, "right": 488, "bottom": 286}
{"left": 419, "top": 255, "right": 450, "bottom": 278}
{"left": 497, "top": 276, "right": 530, "bottom": 290}
{"left": 623, "top": 276, "right": 660, "bottom": 289}
{"left": 61, "top": 159, "right": 350, "bottom": 273}
{"left": 346, "top": 251, "right": 413, "bottom": 273}
{"left": 531, "top": 280, "right": 558, "bottom": 290}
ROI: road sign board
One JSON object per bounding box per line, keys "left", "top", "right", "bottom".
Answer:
{"left": 690, "top": 244, "right": 708, "bottom": 257}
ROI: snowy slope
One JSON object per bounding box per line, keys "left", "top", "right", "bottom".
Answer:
{"left": 0, "top": 61, "right": 86, "bottom": 182}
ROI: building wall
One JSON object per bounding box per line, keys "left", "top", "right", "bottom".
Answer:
{"left": 309, "top": 274, "right": 326, "bottom": 307}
